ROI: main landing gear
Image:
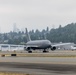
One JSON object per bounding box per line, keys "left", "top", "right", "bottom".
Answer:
{"left": 43, "top": 49, "right": 49, "bottom": 53}
{"left": 28, "top": 50, "right": 32, "bottom": 53}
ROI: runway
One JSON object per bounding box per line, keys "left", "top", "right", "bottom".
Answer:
{"left": 0, "top": 57, "right": 76, "bottom": 75}
{"left": 0, "top": 62, "right": 76, "bottom": 75}
{"left": 1, "top": 50, "right": 76, "bottom": 57}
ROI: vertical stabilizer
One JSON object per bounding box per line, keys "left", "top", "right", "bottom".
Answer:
{"left": 44, "top": 33, "right": 47, "bottom": 40}
{"left": 25, "top": 28, "right": 31, "bottom": 42}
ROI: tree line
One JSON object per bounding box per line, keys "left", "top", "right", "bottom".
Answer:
{"left": 0, "top": 23, "right": 76, "bottom": 44}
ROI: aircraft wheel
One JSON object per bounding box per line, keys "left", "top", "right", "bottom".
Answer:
{"left": 28, "top": 50, "right": 32, "bottom": 53}
{"left": 43, "top": 50, "right": 47, "bottom": 53}
{"left": 43, "top": 50, "right": 49, "bottom": 53}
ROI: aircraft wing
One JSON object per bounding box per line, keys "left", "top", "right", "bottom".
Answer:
{"left": 24, "top": 45, "right": 40, "bottom": 48}
{"left": 52, "top": 43, "right": 74, "bottom": 47}
{"left": 26, "top": 45, "right": 39, "bottom": 47}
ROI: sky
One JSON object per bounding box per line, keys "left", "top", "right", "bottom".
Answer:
{"left": 0, "top": 0, "right": 76, "bottom": 32}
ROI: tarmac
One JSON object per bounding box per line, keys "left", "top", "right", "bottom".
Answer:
{"left": 0, "top": 50, "right": 76, "bottom": 57}
{"left": 0, "top": 50, "right": 76, "bottom": 75}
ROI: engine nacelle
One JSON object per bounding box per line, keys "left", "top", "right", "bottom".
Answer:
{"left": 51, "top": 46, "right": 56, "bottom": 51}
{"left": 24, "top": 47, "right": 31, "bottom": 51}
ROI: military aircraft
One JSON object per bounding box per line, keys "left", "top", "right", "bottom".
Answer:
{"left": 24, "top": 28, "right": 71, "bottom": 53}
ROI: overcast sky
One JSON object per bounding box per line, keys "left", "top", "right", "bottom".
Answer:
{"left": 0, "top": 0, "right": 76, "bottom": 32}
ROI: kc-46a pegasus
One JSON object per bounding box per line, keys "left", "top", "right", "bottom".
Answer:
{"left": 24, "top": 28, "right": 70, "bottom": 53}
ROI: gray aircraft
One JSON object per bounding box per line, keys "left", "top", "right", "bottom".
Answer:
{"left": 25, "top": 28, "right": 56, "bottom": 53}
{"left": 25, "top": 28, "right": 71, "bottom": 53}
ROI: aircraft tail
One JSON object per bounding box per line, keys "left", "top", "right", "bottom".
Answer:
{"left": 44, "top": 33, "right": 47, "bottom": 40}
{"left": 25, "top": 28, "right": 31, "bottom": 42}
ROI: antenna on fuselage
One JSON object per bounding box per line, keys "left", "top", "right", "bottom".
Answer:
{"left": 25, "top": 28, "right": 31, "bottom": 42}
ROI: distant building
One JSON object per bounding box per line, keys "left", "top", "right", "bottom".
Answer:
{"left": 13, "top": 23, "right": 20, "bottom": 33}
{"left": 13, "top": 23, "right": 17, "bottom": 32}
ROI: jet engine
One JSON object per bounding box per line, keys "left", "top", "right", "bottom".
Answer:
{"left": 51, "top": 46, "right": 56, "bottom": 51}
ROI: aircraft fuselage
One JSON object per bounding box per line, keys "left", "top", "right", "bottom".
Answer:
{"left": 26, "top": 40, "right": 51, "bottom": 50}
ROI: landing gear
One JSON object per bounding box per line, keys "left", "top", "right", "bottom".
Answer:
{"left": 43, "top": 49, "right": 49, "bottom": 53}
{"left": 27, "top": 47, "right": 32, "bottom": 53}
{"left": 28, "top": 50, "right": 32, "bottom": 53}
{"left": 43, "top": 50, "right": 47, "bottom": 53}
